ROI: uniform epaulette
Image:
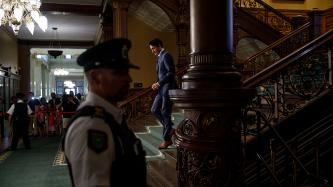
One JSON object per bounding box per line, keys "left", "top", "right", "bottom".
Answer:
{"left": 92, "top": 106, "right": 105, "bottom": 118}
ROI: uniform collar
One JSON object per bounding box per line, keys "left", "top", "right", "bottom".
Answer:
{"left": 78, "top": 92, "right": 123, "bottom": 124}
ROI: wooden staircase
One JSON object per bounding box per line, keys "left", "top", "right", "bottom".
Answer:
{"left": 119, "top": 1, "right": 333, "bottom": 186}
{"left": 127, "top": 112, "right": 184, "bottom": 187}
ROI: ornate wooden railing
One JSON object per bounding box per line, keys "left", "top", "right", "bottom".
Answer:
{"left": 244, "top": 111, "right": 331, "bottom": 186}
{"left": 118, "top": 65, "right": 188, "bottom": 121}
{"left": 240, "top": 29, "right": 333, "bottom": 186}
{"left": 234, "top": 0, "right": 293, "bottom": 35}
{"left": 242, "top": 29, "right": 333, "bottom": 132}
{"left": 241, "top": 22, "right": 312, "bottom": 80}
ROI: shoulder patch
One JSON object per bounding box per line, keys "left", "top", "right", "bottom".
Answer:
{"left": 88, "top": 129, "right": 108, "bottom": 153}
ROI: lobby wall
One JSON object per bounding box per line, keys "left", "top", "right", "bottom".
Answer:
{"left": 127, "top": 15, "right": 177, "bottom": 89}
{"left": 263, "top": 0, "right": 333, "bottom": 10}
{"left": 0, "top": 29, "right": 18, "bottom": 71}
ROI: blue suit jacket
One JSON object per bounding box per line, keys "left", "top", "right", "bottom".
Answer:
{"left": 156, "top": 50, "right": 177, "bottom": 96}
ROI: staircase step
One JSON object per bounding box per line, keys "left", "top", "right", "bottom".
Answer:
{"left": 147, "top": 157, "right": 178, "bottom": 187}
{"left": 136, "top": 133, "right": 163, "bottom": 158}
{"left": 135, "top": 118, "right": 180, "bottom": 159}
{"left": 146, "top": 147, "right": 178, "bottom": 186}
{"left": 146, "top": 126, "right": 163, "bottom": 140}
{"left": 172, "top": 112, "right": 185, "bottom": 125}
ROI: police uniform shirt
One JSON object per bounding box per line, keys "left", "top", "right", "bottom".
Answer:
{"left": 64, "top": 92, "right": 123, "bottom": 187}
{"left": 7, "top": 99, "right": 33, "bottom": 115}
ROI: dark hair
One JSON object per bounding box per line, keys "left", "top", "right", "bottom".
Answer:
{"left": 149, "top": 38, "right": 163, "bottom": 47}
{"left": 16, "top": 92, "right": 25, "bottom": 99}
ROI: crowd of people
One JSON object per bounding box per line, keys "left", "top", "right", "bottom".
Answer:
{"left": 2, "top": 38, "right": 175, "bottom": 185}
{"left": 6, "top": 91, "right": 81, "bottom": 143}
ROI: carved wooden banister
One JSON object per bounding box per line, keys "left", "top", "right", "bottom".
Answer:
{"left": 241, "top": 30, "right": 333, "bottom": 185}
{"left": 118, "top": 65, "right": 189, "bottom": 121}
{"left": 234, "top": 0, "right": 293, "bottom": 35}
{"left": 241, "top": 22, "right": 312, "bottom": 80}
{"left": 242, "top": 29, "right": 333, "bottom": 129}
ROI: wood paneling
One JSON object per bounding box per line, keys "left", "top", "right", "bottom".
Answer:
{"left": 323, "top": 8, "right": 333, "bottom": 32}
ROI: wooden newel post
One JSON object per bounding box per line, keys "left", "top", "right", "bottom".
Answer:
{"left": 308, "top": 8, "right": 322, "bottom": 38}
{"left": 169, "top": 0, "right": 255, "bottom": 186}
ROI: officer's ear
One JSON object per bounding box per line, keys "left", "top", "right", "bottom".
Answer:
{"left": 87, "top": 69, "right": 103, "bottom": 84}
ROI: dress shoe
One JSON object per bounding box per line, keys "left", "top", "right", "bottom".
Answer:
{"left": 158, "top": 140, "right": 173, "bottom": 149}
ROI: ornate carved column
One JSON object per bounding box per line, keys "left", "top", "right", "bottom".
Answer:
{"left": 112, "top": 0, "right": 131, "bottom": 38}
{"left": 169, "top": 0, "right": 254, "bottom": 186}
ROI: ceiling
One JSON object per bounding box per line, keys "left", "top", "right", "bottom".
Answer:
{"left": 14, "top": 0, "right": 173, "bottom": 44}
{"left": 1, "top": 0, "right": 174, "bottom": 76}
{"left": 18, "top": 0, "right": 103, "bottom": 42}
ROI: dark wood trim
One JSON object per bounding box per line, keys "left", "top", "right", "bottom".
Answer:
{"left": 17, "top": 39, "right": 94, "bottom": 48}
{"left": 40, "top": 3, "right": 102, "bottom": 16}
{"left": 236, "top": 7, "right": 283, "bottom": 44}
{"left": 323, "top": 7, "right": 333, "bottom": 31}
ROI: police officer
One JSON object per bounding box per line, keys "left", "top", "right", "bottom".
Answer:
{"left": 7, "top": 92, "right": 33, "bottom": 150}
{"left": 64, "top": 38, "right": 146, "bottom": 187}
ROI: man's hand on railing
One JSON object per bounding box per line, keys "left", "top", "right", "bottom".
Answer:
{"left": 151, "top": 83, "right": 160, "bottom": 91}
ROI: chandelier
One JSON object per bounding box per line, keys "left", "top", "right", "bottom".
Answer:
{"left": 48, "top": 27, "right": 63, "bottom": 58}
{"left": 0, "top": 0, "right": 48, "bottom": 35}
{"left": 54, "top": 68, "right": 69, "bottom": 76}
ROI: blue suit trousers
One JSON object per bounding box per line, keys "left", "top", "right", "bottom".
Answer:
{"left": 151, "top": 93, "right": 174, "bottom": 141}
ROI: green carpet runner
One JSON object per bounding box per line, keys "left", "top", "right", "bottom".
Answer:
{"left": 0, "top": 136, "right": 71, "bottom": 187}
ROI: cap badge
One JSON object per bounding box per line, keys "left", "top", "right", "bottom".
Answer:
{"left": 122, "top": 45, "right": 128, "bottom": 59}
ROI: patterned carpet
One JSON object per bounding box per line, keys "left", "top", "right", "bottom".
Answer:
{"left": 0, "top": 136, "right": 71, "bottom": 187}
{"left": 0, "top": 112, "right": 184, "bottom": 187}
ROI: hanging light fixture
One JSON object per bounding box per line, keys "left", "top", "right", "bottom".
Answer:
{"left": 48, "top": 27, "right": 63, "bottom": 58}
{"left": 54, "top": 68, "right": 69, "bottom": 76}
{"left": 0, "top": 0, "right": 47, "bottom": 35}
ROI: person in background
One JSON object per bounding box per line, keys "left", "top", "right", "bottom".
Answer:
{"left": 0, "top": 96, "right": 4, "bottom": 138}
{"left": 75, "top": 93, "right": 82, "bottom": 102}
{"left": 36, "top": 105, "right": 47, "bottom": 137}
{"left": 40, "top": 97, "right": 48, "bottom": 108}
{"left": 7, "top": 92, "right": 32, "bottom": 150}
{"left": 48, "top": 92, "right": 62, "bottom": 136}
{"left": 64, "top": 38, "right": 146, "bottom": 186}
{"left": 62, "top": 92, "right": 79, "bottom": 133}
{"left": 10, "top": 95, "right": 18, "bottom": 106}
{"left": 149, "top": 38, "right": 178, "bottom": 149}
{"left": 27, "top": 91, "right": 40, "bottom": 136}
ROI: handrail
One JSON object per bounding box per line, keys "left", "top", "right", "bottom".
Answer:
{"left": 234, "top": 0, "right": 293, "bottom": 34}
{"left": 236, "top": 0, "right": 292, "bottom": 24}
{"left": 243, "top": 29, "right": 333, "bottom": 88}
{"left": 118, "top": 65, "right": 188, "bottom": 108}
{"left": 243, "top": 22, "right": 311, "bottom": 65}
{"left": 118, "top": 87, "right": 152, "bottom": 108}
{"left": 255, "top": 110, "right": 329, "bottom": 185}
{"left": 240, "top": 22, "right": 312, "bottom": 80}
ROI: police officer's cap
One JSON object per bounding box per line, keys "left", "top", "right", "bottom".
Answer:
{"left": 77, "top": 38, "right": 140, "bottom": 71}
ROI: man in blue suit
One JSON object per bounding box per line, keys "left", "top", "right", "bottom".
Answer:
{"left": 149, "top": 38, "right": 178, "bottom": 149}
